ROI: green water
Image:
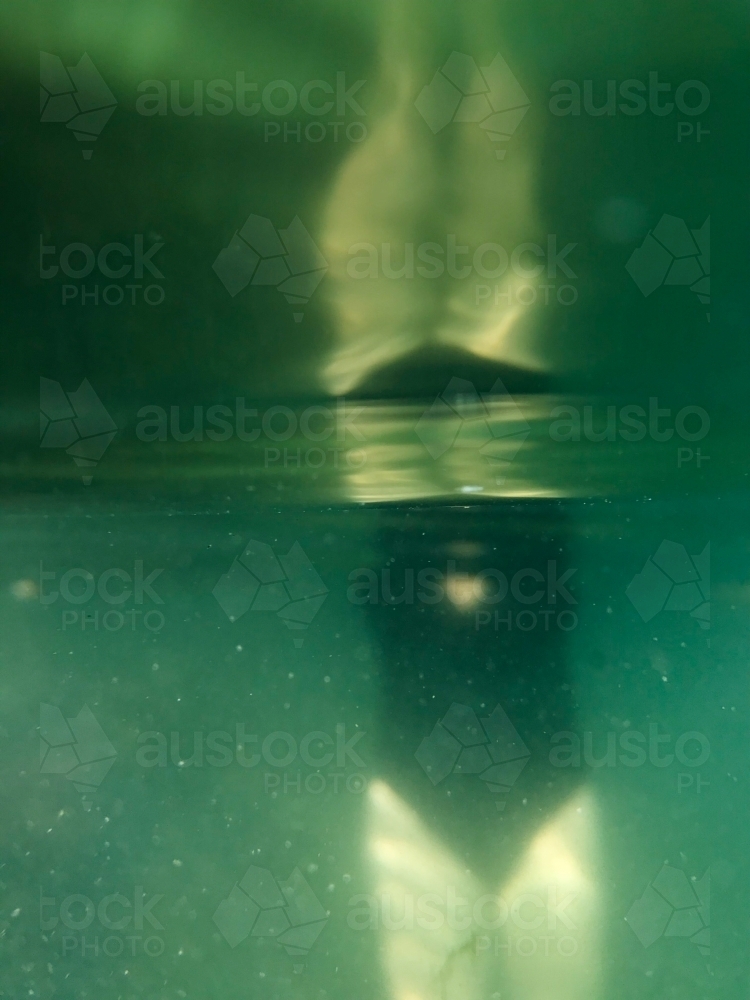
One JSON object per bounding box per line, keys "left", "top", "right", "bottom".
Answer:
{"left": 1, "top": 1, "right": 748, "bottom": 997}
{"left": 2, "top": 484, "right": 747, "bottom": 999}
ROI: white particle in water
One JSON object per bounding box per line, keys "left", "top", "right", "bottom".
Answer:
{"left": 173, "top": 859, "right": 183, "bottom": 867}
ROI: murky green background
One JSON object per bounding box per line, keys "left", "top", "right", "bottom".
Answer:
{"left": 1, "top": 1, "right": 748, "bottom": 998}
{"left": 1, "top": 495, "right": 748, "bottom": 999}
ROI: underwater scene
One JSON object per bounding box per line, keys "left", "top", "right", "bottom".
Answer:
{"left": 0, "top": 1, "right": 748, "bottom": 998}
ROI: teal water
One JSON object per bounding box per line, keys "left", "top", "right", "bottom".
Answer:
{"left": 1, "top": 483, "right": 747, "bottom": 999}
